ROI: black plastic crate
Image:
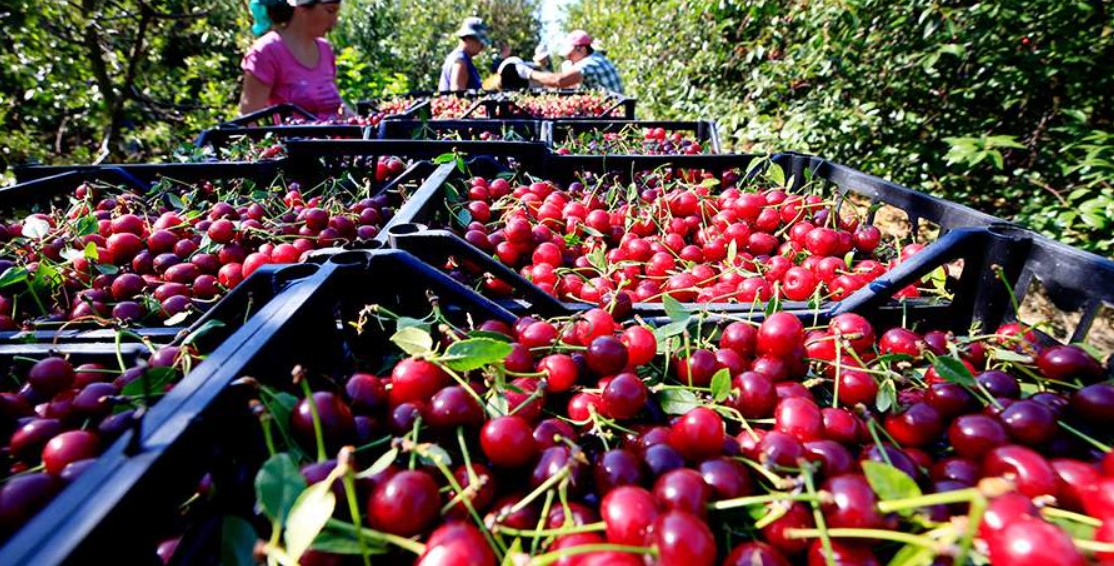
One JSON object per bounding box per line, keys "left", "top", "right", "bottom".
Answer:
{"left": 382, "top": 153, "right": 1008, "bottom": 316}
{"left": 11, "top": 160, "right": 283, "bottom": 186}
{"left": 284, "top": 138, "right": 549, "bottom": 176}
{"left": 485, "top": 89, "right": 636, "bottom": 119}
{"left": 194, "top": 125, "right": 366, "bottom": 157}
{"left": 216, "top": 103, "right": 319, "bottom": 128}
{"left": 0, "top": 159, "right": 424, "bottom": 342}
{"left": 358, "top": 90, "right": 492, "bottom": 120}
{"left": 376, "top": 119, "right": 543, "bottom": 142}
{"left": 543, "top": 119, "right": 721, "bottom": 155}
{"left": 0, "top": 250, "right": 515, "bottom": 565}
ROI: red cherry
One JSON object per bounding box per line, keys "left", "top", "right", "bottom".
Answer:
{"left": 41, "top": 430, "right": 99, "bottom": 476}
{"left": 481, "top": 415, "right": 536, "bottom": 468}
{"left": 757, "top": 313, "right": 804, "bottom": 358}
{"left": 416, "top": 522, "right": 495, "bottom": 566}
{"left": 987, "top": 516, "right": 1085, "bottom": 566}
{"left": 367, "top": 470, "right": 440, "bottom": 536}
{"left": 982, "top": 445, "right": 1058, "bottom": 498}
{"left": 670, "top": 407, "right": 724, "bottom": 461}
{"left": 600, "top": 485, "right": 659, "bottom": 545}
{"left": 648, "top": 510, "right": 716, "bottom": 566}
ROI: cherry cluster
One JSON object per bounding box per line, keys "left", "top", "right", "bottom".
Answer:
{"left": 507, "top": 93, "right": 625, "bottom": 119}
{"left": 553, "top": 127, "right": 709, "bottom": 156}
{"left": 452, "top": 168, "right": 921, "bottom": 305}
{"left": 0, "top": 159, "right": 407, "bottom": 331}
{"left": 0, "top": 347, "right": 190, "bottom": 537}
{"left": 232, "top": 304, "right": 1114, "bottom": 565}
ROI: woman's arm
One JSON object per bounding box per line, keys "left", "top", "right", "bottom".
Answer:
{"left": 528, "top": 68, "right": 584, "bottom": 89}
{"left": 239, "top": 72, "right": 273, "bottom": 116}
{"left": 448, "top": 62, "right": 470, "bottom": 91}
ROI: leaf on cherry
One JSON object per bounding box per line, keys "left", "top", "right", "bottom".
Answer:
{"left": 658, "top": 388, "right": 701, "bottom": 415}
{"left": 220, "top": 516, "right": 259, "bottom": 566}
{"left": 391, "top": 326, "right": 433, "bottom": 356}
{"left": 0, "top": 266, "right": 29, "bottom": 288}
{"left": 662, "top": 295, "right": 691, "bottom": 324}
{"left": 710, "top": 368, "right": 732, "bottom": 403}
{"left": 440, "top": 337, "right": 513, "bottom": 372}
{"left": 862, "top": 460, "right": 921, "bottom": 512}
{"left": 284, "top": 480, "right": 337, "bottom": 562}
{"left": 357, "top": 447, "right": 399, "bottom": 480}
{"left": 255, "top": 453, "right": 307, "bottom": 524}
{"left": 931, "top": 355, "right": 975, "bottom": 387}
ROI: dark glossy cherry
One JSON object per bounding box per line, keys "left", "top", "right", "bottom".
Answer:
{"left": 804, "top": 439, "right": 855, "bottom": 478}
{"left": 481, "top": 415, "right": 536, "bottom": 468}
{"left": 344, "top": 373, "right": 386, "bottom": 415}
{"left": 10, "top": 418, "right": 64, "bottom": 463}
{"left": 445, "top": 463, "right": 496, "bottom": 518}
{"left": 1037, "top": 344, "right": 1102, "bottom": 382}
{"left": 28, "top": 357, "right": 75, "bottom": 397}
{"left": 533, "top": 418, "right": 575, "bottom": 449}
{"left": 388, "top": 401, "right": 424, "bottom": 434}
{"left": 987, "top": 515, "right": 1085, "bottom": 566}
{"left": 723, "top": 541, "right": 790, "bottom": 566}
{"left": 653, "top": 468, "right": 711, "bottom": 517}
{"left": 601, "top": 373, "right": 647, "bottom": 420}
{"left": 761, "top": 502, "right": 814, "bottom": 556}
{"left": 931, "top": 457, "right": 981, "bottom": 486}
{"left": 426, "top": 385, "right": 484, "bottom": 429}
{"left": 674, "top": 348, "right": 720, "bottom": 387}
{"left": 486, "top": 493, "right": 540, "bottom": 530}
{"left": 586, "top": 335, "right": 628, "bottom": 375}
{"left": 367, "top": 470, "right": 440, "bottom": 536}
{"left": 1000, "top": 400, "right": 1057, "bottom": 446}
{"left": 531, "top": 446, "right": 587, "bottom": 493}
{"left": 698, "top": 457, "right": 752, "bottom": 501}
{"left": 947, "top": 414, "right": 1009, "bottom": 459}
{"left": 806, "top": 540, "right": 879, "bottom": 566}
{"left": 822, "top": 474, "right": 884, "bottom": 529}
{"left": 600, "top": 485, "right": 658, "bottom": 545}
{"left": 923, "top": 382, "right": 977, "bottom": 419}
{"left": 1071, "top": 383, "right": 1114, "bottom": 426}
{"left": 821, "top": 407, "right": 864, "bottom": 445}
{"left": 546, "top": 501, "right": 600, "bottom": 529}
{"left": 730, "top": 371, "right": 777, "bottom": 419}
{"left": 759, "top": 430, "right": 804, "bottom": 469}
{"left": 884, "top": 402, "right": 942, "bottom": 447}
{"left": 976, "top": 370, "right": 1020, "bottom": 399}
{"left": 290, "top": 391, "right": 355, "bottom": 455}
{"left": 0, "top": 472, "right": 58, "bottom": 531}
{"left": 593, "top": 448, "right": 644, "bottom": 494}
{"left": 389, "top": 358, "right": 450, "bottom": 405}
{"left": 643, "top": 443, "right": 686, "bottom": 478}
{"left": 648, "top": 510, "right": 716, "bottom": 566}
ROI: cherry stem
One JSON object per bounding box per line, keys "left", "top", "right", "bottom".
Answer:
{"left": 786, "top": 527, "right": 938, "bottom": 549}
{"left": 1057, "top": 421, "right": 1113, "bottom": 452}
{"left": 711, "top": 492, "right": 821, "bottom": 511}
{"left": 494, "top": 521, "right": 607, "bottom": 538}
{"left": 508, "top": 466, "right": 570, "bottom": 518}
{"left": 1075, "top": 539, "right": 1114, "bottom": 553}
{"left": 297, "top": 378, "right": 327, "bottom": 463}
{"left": 1042, "top": 506, "right": 1103, "bottom": 527}
{"left": 876, "top": 487, "right": 981, "bottom": 514}
{"left": 800, "top": 463, "right": 836, "bottom": 566}
{"left": 323, "top": 519, "right": 426, "bottom": 555}
{"left": 529, "top": 543, "right": 657, "bottom": 566}
{"left": 340, "top": 469, "right": 373, "bottom": 566}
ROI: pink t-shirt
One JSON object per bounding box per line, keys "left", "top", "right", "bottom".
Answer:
{"left": 242, "top": 31, "right": 344, "bottom": 119}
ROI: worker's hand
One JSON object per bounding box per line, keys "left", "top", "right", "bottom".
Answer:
{"left": 515, "top": 63, "right": 533, "bottom": 79}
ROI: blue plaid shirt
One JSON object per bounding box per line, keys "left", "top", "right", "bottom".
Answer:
{"left": 576, "top": 53, "right": 624, "bottom": 94}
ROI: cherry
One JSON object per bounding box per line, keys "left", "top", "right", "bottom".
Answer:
{"left": 445, "top": 463, "right": 496, "bottom": 518}
{"left": 821, "top": 474, "right": 885, "bottom": 529}
{"left": 977, "top": 370, "right": 1021, "bottom": 399}
{"left": 982, "top": 445, "right": 1058, "bottom": 498}
{"left": 531, "top": 446, "right": 587, "bottom": 493}
{"left": 533, "top": 418, "right": 575, "bottom": 449}
{"left": 1037, "top": 344, "right": 1102, "bottom": 382}
{"left": 757, "top": 313, "right": 804, "bottom": 358}
{"left": 758, "top": 430, "right": 804, "bottom": 469}
{"left": 28, "top": 357, "right": 75, "bottom": 397}
{"left": 547, "top": 532, "right": 606, "bottom": 566}
{"left": 878, "top": 327, "right": 923, "bottom": 358}
{"left": 390, "top": 358, "right": 450, "bottom": 405}
{"left": 729, "top": 371, "right": 777, "bottom": 418}
{"left": 804, "top": 439, "right": 855, "bottom": 478}
{"left": 1071, "top": 383, "right": 1114, "bottom": 426}
{"left": 41, "top": 430, "right": 99, "bottom": 477}
{"left": 415, "top": 522, "right": 495, "bottom": 566}
{"left": 719, "top": 322, "right": 758, "bottom": 357}
{"left": 1000, "top": 400, "right": 1057, "bottom": 446}
{"left": 602, "top": 373, "right": 648, "bottom": 420}
{"left": 586, "top": 335, "right": 628, "bottom": 375}
{"left": 593, "top": 448, "right": 645, "bottom": 494}
{"left": 806, "top": 540, "right": 879, "bottom": 566}
{"left": 368, "top": 470, "right": 440, "bottom": 536}
{"left": 835, "top": 370, "right": 878, "bottom": 406}
{"left": 987, "top": 515, "right": 1085, "bottom": 566}
{"left": 1083, "top": 477, "right": 1114, "bottom": 520}
{"left": 290, "top": 392, "right": 355, "bottom": 454}
{"left": 0, "top": 472, "right": 58, "bottom": 532}
{"left": 948, "top": 414, "right": 1009, "bottom": 459}
{"left": 670, "top": 407, "right": 723, "bottom": 461}
{"left": 698, "top": 457, "right": 753, "bottom": 500}
{"left": 761, "top": 502, "right": 814, "bottom": 556}
{"left": 1050, "top": 458, "right": 1100, "bottom": 512}
{"left": 648, "top": 510, "right": 716, "bottom": 566}
{"left": 724, "top": 541, "right": 790, "bottom": 566}
{"left": 931, "top": 457, "right": 981, "bottom": 486}
{"left": 774, "top": 397, "right": 823, "bottom": 442}
{"left": 821, "top": 407, "right": 864, "bottom": 445}
{"left": 653, "top": 468, "right": 712, "bottom": 517}
{"left": 674, "top": 348, "right": 720, "bottom": 387}
{"left": 481, "top": 415, "right": 536, "bottom": 468}
{"left": 620, "top": 326, "right": 657, "bottom": 367}
{"left": 345, "top": 373, "right": 386, "bottom": 414}
{"left": 600, "top": 485, "right": 659, "bottom": 545}
{"left": 426, "top": 385, "right": 484, "bottom": 429}
{"left": 643, "top": 443, "right": 686, "bottom": 478}
{"left": 829, "top": 313, "right": 875, "bottom": 353}
{"left": 923, "top": 382, "right": 976, "bottom": 419}
{"left": 10, "top": 418, "right": 64, "bottom": 463}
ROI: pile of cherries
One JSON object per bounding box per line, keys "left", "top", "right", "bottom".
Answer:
{"left": 451, "top": 166, "right": 920, "bottom": 305}
{"left": 227, "top": 305, "right": 1114, "bottom": 565}
{"left": 553, "top": 127, "right": 710, "bottom": 156}
{"left": 0, "top": 159, "right": 408, "bottom": 331}
{"left": 0, "top": 347, "right": 190, "bottom": 537}
{"left": 507, "top": 92, "right": 626, "bottom": 119}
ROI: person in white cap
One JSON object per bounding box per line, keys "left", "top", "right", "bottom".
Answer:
{"left": 532, "top": 44, "right": 553, "bottom": 73}
{"left": 438, "top": 17, "right": 492, "bottom": 92}
{"left": 514, "top": 30, "right": 623, "bottom": 94}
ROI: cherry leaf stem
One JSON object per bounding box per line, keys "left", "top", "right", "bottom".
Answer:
{"left": 1042, "top": 506, "right": 1104, "bottom": 527}
{"left": 323, "top": 518, "right": 426, "bottom": 555}
{"left": 507, "top": 466, "right": 570, "bottom": 518}
{"left": 340, "top": 470, "right": 373, "bottom": 566}
{"left": 1057, "top": 421, "right": 1113, "bottom": 452}
{"left": 876, "top": 487, "right": 981, "bottom": 514}
{"left": 298, "top": 378, "right": 327, "bottom": 463}
{"left": 494, "top": 522, "right": 607, "bottom": 538}
{"left": 800, "top": 463, "right": 836, "bottom": 566}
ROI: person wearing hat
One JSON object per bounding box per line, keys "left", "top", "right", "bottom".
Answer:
{"left": 514, "top": 30, "right": 623, "bottom": 94}
{"left": 438, "top": 17, "right": 492, "bottom": 92}
{"left": 240, "top": 0, "right": 351, "bottom": 119}
{"left": 532, "top": 44, "right": 553, "bottom": 73}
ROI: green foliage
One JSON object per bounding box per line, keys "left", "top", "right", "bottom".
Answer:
{"left": 567, "top": 0, "right": 1114, "bottom": 254}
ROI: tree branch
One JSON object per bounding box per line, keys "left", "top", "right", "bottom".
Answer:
{"left": 96, "top": 1, "right": 151, "bottom": 162}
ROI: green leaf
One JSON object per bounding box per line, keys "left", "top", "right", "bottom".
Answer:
{"left": 990, "top": 349, "right": 1032, "bottom": 363}
{"left": 441, "top": 337, "right": 514, "bottom": 371}
{"left": 653, "top": 320, "right": 689, "bottom": 342}
{"left": 82, "top": 242, "right": 99, "bottom": 261}
{"left": 658, "top": 388, "right": 701, "bottom": 415}
{"left": 468, "top": 330, "right": 513, "bottom": 343}
{"left": 766, "top": 163, "right": 786, "bottom": 187}
{"left": 263, "top": 391, "right": 299, "bottom": 440}
{"left": 120, "top": 367, "right": 178, "bottom": 398}
{"left": 167, "top": 192, "right": 186, "bottom": 210}
{"left": 931, "top": 356, "right": 976, "bottom": 387}
{"left": 395, "top": 316, "right": 431, "bottom": 333}
{"left": 220, "top": 516, "right": 259, "bottom": 566}
{"left": 432, "top": 152, "right": 457, "bottom": 164}
{"left": 73, "top": 215, "right": 98, "bottom": 236}
{"left": 887, "top": 542, "right": 935, "bottom": 566}
{"left": 662, "top": 295, "right": 692, "bottom": 323}
{"left": 419, "top": 443, "right": 453, "bottom": 467}
{"left": 312, "top": 523, "right": 388, "bottom": 555}
{"left": 875, "top": 379, "right": 896, "bottom": 412}
{"left": 391, "top": 326, "right": 433, "bottom": 356}
{"left": 284, "top": 480, "right": 337, "bottom": 562}
{"left": 862, "top": 460, "right": 922, "bottom": 512}
{"left": 255, "top": 454, "right": 307, "bottom": 524}
{"left": 357, "top": 447, "right": 399, "bottom": 479}
{"left": 710, "top": 368, "right": 732, "bottom": 403}
{"left": 0, "top": 266, "right": 29, "bottom": 288}
{"left": 181, "top": 319, "right": 226, "bottom": 347}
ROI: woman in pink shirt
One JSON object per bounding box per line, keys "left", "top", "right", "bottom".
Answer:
{"left": 240, "top": 0, "right": 351, "bottom": 120}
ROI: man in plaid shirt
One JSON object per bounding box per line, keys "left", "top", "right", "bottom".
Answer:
{"left": 515, "top": 30, "right": 624, "bottom": 94}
